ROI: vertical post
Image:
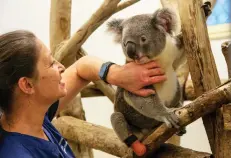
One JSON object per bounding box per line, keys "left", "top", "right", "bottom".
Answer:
{"left": 177, "top": 0, "right": 224, "bottom": 157}
{"left": 220, "top": 41, "right": 231, "bottom": 158}
{"left": 49, "top": 0, "right": 94, "bottom": 157}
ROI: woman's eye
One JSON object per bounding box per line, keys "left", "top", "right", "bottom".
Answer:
{"left": 51, "top": 60, "right": 55, "bottom": 66}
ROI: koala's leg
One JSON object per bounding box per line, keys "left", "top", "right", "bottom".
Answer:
{"left": 111, "top": 112, "right": 147, "bottom": 156}
{"left": 111, "top": 112, "right": 133, "bottom": 142}
{"left": 124, "top": 90, "right": 180, "bottom": 129}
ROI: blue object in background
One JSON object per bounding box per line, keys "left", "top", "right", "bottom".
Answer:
{"left": 207, "top": 0, "right": 231, "bottom": 26}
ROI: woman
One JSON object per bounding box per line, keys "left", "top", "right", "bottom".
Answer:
{"left": 0, "top": 30, "right": 166, "bottom": 158}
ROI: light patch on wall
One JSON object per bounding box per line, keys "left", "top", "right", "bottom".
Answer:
{"left": 207, "top": 0, "right": 231, "bottom": 39}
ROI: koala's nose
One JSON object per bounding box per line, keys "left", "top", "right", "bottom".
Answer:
{"left": 125, "top": 41, "right": 137, "bottom": 59}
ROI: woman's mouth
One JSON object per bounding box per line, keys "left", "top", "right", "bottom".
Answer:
{"left": 59, "top": 79, "right": 65, "bottom": 88}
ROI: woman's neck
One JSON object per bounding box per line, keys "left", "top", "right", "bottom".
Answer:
{"left": 0, "top": 100, "right": 49, "bottom": 140}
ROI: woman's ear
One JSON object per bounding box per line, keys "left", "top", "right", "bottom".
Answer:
{"left": 18, "top": 77, "right": 35, "bottom": 94}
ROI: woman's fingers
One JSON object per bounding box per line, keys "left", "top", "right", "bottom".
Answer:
{"left": 145, "top": 75, "right": 167, "bottom": 86}
{"left": 146, "top": 68, "right": 165, "bottom": 77}
{"left": 133, "top": 89, "right": 156, "bottom": 97}
{"left": 143, "top": 60, "right": 160, "bottom": 69}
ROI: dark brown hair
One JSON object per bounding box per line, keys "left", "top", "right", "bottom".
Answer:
{"left": 0, "top": 30, "right": 39, "bottom": 114}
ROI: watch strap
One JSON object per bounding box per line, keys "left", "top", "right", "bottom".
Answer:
{"left": 98, "top": 61, "right": 115, "bottom": 84}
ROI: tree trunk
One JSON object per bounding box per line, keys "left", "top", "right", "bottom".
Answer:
{"left": 49, "top": 1, "right": 94, "bottom": 157}
{"left": 49, "top": 0, "right": 71, "bottom": 54}
{"left": 177, "top": 0, "right": 223, "bottom": 156}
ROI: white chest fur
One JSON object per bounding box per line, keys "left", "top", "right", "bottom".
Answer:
{"left": 152, "top": 35, "right": 180, "bottom": 106}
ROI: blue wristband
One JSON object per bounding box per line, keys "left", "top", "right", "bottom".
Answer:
{"left": 98, "top": 62, "right": 115, "bottom": 84}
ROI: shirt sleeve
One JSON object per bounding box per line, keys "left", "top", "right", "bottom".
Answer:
{"left": 47, "top": 100, "right": 59, "bottom": 121}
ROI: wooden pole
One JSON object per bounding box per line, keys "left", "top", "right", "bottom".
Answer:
{"left": 49, "top": 1, "right": 94, "bottom": 157}
{"left": 219, "top": 41, "right": 231, "bottom": 158}
{"left": 177, "top": 0, "right": 222, "bottom": 155}
{"left": 49, "top": 0, "right": 71, "bottom": 54}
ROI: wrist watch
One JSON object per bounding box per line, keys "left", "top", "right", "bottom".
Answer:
{"left": 98, "top": 61, "right": 115, "bottom": 84}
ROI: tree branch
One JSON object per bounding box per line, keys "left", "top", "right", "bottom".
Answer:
{"left": 222, "top": 41, "right": 231, "bottom": 78}
{"left": 116, "top": 0, "right": 140, "bottom": 12}
{"left": 53, "top": 0, "right": 140, "bottom": 67}
{"left": 139, "top": 79, "right": 231, "bottom": 157}
{"left": 177, "top": 0, "right": 221, "bottom": 155}
{"left": 52, "top": 116, "right": 211, "bottom": 158}
{"left": 49, "top": 1, "right": 94, "bottom": 157}
{"left": 53, "top": 79, "right": 231, "bottom": 157}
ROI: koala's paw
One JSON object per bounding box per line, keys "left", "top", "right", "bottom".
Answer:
{"left": 176, "top": 127, "right": 187, "bottom": 136}
{"left": 161, "top": 109, "right": 180, "bottom": 129}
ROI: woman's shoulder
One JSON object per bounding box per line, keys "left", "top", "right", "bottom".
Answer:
{"left": 0, "top": 135, "right": 33, "bottom": 158}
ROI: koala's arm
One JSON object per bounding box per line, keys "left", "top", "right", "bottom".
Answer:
{"left": 123, "top": 89, "right": 179, "bottom": 128}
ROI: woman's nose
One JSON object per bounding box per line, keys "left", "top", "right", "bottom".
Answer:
{"left": 58, "top": 62, "right": 65, "bottom": 73}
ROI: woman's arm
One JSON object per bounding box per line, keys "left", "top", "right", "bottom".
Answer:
{"left": 58, "top": 55, "right": 166, "bottom": 113}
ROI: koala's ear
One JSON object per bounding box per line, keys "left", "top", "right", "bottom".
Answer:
{"left": 107, "top": 19, "right": 123, "bottom": 43}
{"left": 152, "top": 8, "right": 178, "bottom": 35}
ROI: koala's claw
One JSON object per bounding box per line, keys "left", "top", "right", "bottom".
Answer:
{"left": 162, "top": 110, "right": 180, "bottom": 129}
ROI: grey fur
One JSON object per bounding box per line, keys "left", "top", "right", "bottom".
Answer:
{"left": 107, "top": 8, "right": 186, "bottom": 146}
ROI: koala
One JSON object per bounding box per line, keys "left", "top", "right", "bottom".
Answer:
{"left": 107, "top": 8, "right": 186, "bottom": 156}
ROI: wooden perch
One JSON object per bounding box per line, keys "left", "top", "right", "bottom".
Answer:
{"left": 52, "top": 117, "right": 211, "bottom": 158}
{"left": 222, "top": 41, "right": 231, "bottom": 78}
{"left": 139, "top": 79, "right": 231, "bottom": 157}
{"left": 220, "top": 41, "right": 231, "bottom": 158}
{"left": 151, "top": 143, "right": 211, "bottom": 158}
{"left": 222, "top": 41, "right": 231, "bottom": 131}
{"left": 177, "top": 0, "right": 221, "bottom": 155}
{"left": 49, "top": 1, "right": 94, "bottom": 157}
{"left": 53, "top": 79, "right": 231, "bottom": 157}
{"left": 53, "top": 0, "right": 140, "bottom": 67}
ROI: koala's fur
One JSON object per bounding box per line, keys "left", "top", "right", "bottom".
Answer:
{"left": 107, "top": 8, "right": 187, "bottom": 147}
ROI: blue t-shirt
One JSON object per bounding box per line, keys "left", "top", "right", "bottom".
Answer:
{"left": 0, "top": 101, "right": 76, "bottom": 158}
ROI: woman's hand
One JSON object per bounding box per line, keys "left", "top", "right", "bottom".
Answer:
{"left": 107, "top": 61, "right": 166, "bottom": 97}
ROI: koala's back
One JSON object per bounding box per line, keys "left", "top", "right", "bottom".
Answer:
{"left": 114, "top": 87, "right": 161, "bottom": 129}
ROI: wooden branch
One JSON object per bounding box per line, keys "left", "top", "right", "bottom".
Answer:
{"left": 52, "top": 116, "right": 211, "bottom": 158}
{"left": 177, "top": 0, "right": 221, "bottom": 155}
{"left": 220, "top": 41, "right": 231, "bottom": 157}
{"left": 150, "top": 143, "right": 211, "bottom": 158}
{"left": 49, "top": 0, "right": 71, "bottom": 54}
{"left": 53, "top": 0, "right": 140, "bottom": 67}
{"left": 139, "top": 79, "right": 231, "bottom": 157}
{"left": 222, "top": 41, "right": 231, "bottom": 78}
{"left": 52, "top": 116, "right": 129, "bottom": 157}
{"left": 93, "top": 81, "right": 115, "bottom": 103}
{"left": 53, "top": 80, "right": 231, "bottom": 157}
{"left": 222, "top": 41, "right": 231, "bottom": 130}
{"left": 81, "top": 83, "right": 104, "bottom": 98}
{"left": 116, "top": 0, "right": 140, "bottom": 12}
{"left": 49, "top": 1, "right": 94, "bottom": 157}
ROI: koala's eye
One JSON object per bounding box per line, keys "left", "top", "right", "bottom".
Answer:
{"left": 141, "top": 36, "right": 146, "bottom": 43}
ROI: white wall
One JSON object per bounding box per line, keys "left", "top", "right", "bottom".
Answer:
{"left": 0, "top": 0, "right": 230, "bottom": 157}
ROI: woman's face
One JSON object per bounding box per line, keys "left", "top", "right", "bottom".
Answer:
{"left": 33, "top": 39, "right": 67, "bottom": 103}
